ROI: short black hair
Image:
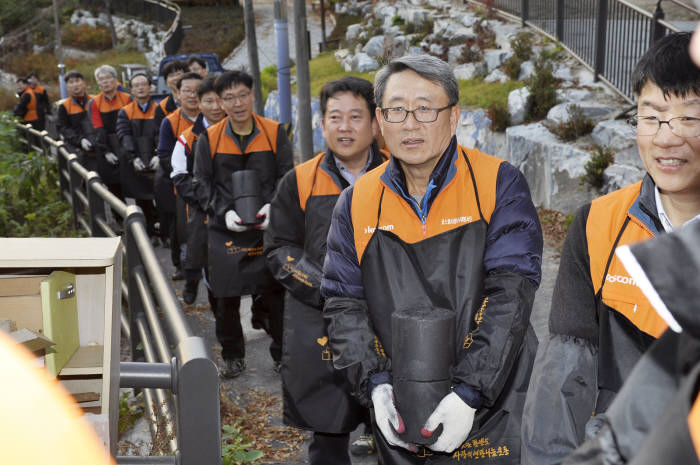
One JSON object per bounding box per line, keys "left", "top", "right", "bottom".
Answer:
{"left": 16, "top": 77, "right": 28, "bottom": 84}
{"left": 214, "top": 69, "right": 253, "bottom": 95}
{"left": 187, "top": 55, "right": 206, "bottom": 69}
{"left": 26, "top": 72, "right": 38, "bottom": 79}
{"left": 64, "top": 70, "right": 85, "bottom": 82}
{"left": 176, "top": 72, "right": 203, "bottom": 90}
{"left": 320, "top": 76, "right": 376, "bottom": 116}
{"left": 162, "top": 60, "right": 189, "bottom": 79}
{"left": 631, "top": 32, "right": 700, "bottom": 98}
{"left": 197, "top": 76, "right": 217, "bottom": 99}
{"left": 129, "top": 72, "right": 150, "bottom": 85}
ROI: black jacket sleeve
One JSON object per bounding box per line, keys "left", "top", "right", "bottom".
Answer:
{"left": 264, "top": 169, "right": 324, "bottom": 308}
{"left": 274, "top": 125, "right": 294, "bottom": 186}
{"left": 172, "top": 173, "right": 198, "bottom": 206}
{"left": 13, "top": 93, "right": 30, "bottom": 118}
{"left": 192, "top": 130, "right": 217, "bottom": 215}
{"left": 116, "top": 109, "right": 136, "bottom": 160}
{"left": 57, "top": 104, "right": 82, "bottom": 152}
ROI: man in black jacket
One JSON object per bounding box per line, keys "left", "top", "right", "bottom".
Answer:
{"left": 264, "top": 76, "right": 385, "bottom": 465}
{"left": 57, "top": 71, "right": 98, "bottom": 171}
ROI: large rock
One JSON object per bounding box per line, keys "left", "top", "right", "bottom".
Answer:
{"left": 591, "top": 119, "right": 636, "bottom": 151}
{"left": 334, "top": 48, "right": 351, "bottom": 63}
{"left": 491, "top": 23, "right": 523, "bottom": 51}
{"left": 484, "top": 69, "right": 509, "bottom": 83}
{"left": 429, "top": 43, "right": 445, "bottom": 56}
{"left": 353, "top": 52, "right": 380, "bottom": 72}
{"left": 508, "top": 87, "right": 530, "bottom": 125}
{"left": 392, "top": 35, "right": 410, "bottom": 57}
{"left": 547, "top": 102, "right": 618, "bottom": 125}
{"left": 0, "top": 70, "right": 18, "bottom": 92}
{"left": 602, "top": 164, "right": 645, "bottom": 194}
{"left": 363, "top": 35, "right": 386, "bottom": 58}
{"left": 443, "top": 24, "right": 476, "bottom": 42}
{"left": 448, "top": 45, "right": 466, "bottom": 65}
{"left": 505, "top": 123, "right": 594, "bottom": 212}
{"left": 408, "top": 46, "right": 427, "bottom": 55}
{"left": 556, "top": 88, "right": 594, "bottom": 103}
{"left": 346, "top": 24, "right": 364, "bottom": 42}
{"left": 401, "top": 8, "right": 431, "bottom": 25}
{"left": 453, "top": 62, "right": 487, "bottom": 80}
{"left": 454, "top": 12, "right": 479, "bottom": 28}
{"left": 484, "top": 49, "right": 511, "bottom": 73}
{"left": 614, "top": 146, "right": 644, "bottom": 170}
{"left": 553, "top": 64, "right": 575, "bottom": 82}
{"left": 456, "top": 109, "right": 507, "bottom": 157}
{"left": 518, "top": 60, "right": 535, "bottom": 80}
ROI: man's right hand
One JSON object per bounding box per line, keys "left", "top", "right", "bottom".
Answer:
{"left": 225, "top": 210, "right": 248, "bottom": 233}
{"left": 80, "top": 138, "right": 93, "bottom": 151}
{"left": 371, "top": 383, "right": 416, "bottom": 452}
{"left": 133, "top": 158, "right": 146, "bottom": 171}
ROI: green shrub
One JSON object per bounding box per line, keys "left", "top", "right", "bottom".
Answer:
{"left": 474, "top": 21, "right": 497, "bottom": 49}
{"left": 405, "top": 17, "right": 433, "bottom": 40}
{"left": 503, "top": 55, "right": 523, "bottom": 80}
{"left": 551, "top": 104, "right": 595, "bottom": 141}
{"left": 392, "top": 15, "right": 405, "bottom": 27}
{"left": 118, "top": 391, "right": 144, "bottom": 437}
{"left": 526, "top": 55, "right": 559, "bottom": 121}
{"left": 0, "top": 113, "right": 79, "bottom": 237}
{"left": 460, "top": 40, "right": 484, "bottom": 63}
{"left": 260, "top": 65, "right": 278, "bottom": 103}
{"left": 222, "top": 424, "right": 263, "bottom": 464}
{"left": 487, "top": 101, "right": 510, "bottom": 132}
{"left": 581, "top": 145, "right": 615, "bottom": 190}
{"left": 511, "top": 32, "right": 534, "bottom": 62}
{"left": 62, "top": 24, "right": 112, "bottom": 50}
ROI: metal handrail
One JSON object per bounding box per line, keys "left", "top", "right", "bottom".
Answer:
{"left": 467, "top": 0, "right": 697, "bottom": 103}
{"left": 14, "top": 123, "right": 221, "bottom": 465}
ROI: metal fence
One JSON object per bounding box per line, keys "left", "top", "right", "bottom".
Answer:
{"left": 15, "top": 124, "right": 221, "bottom": 465}
{"left": 78, "top": 0, "right": 184, "bottom": 55}
{"left": 467, "top": 0, "right": 694, "bottom": 103}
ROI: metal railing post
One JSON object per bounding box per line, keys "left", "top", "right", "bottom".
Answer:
{"left": 556, "top": 0, "right": 564, "bottom": 41}
{"left": 125, "top": 207, "right": 147, "bottom": 363}
{"left": 86, "top": 172, "right": 107, "bottom": 237}
{"left": 56, "top": 143, "right": 70, "bottom": 202}
{"left": 175, "top": 337, "right": 221, "bottom": 465}
{"left": 651, "top": 0, "right": 665, "bottom": 43}
{"left": 594, "top": 0, "right": 609, "bottom": 81}
{"left": 67, "top": 155, "right": 83, "bottom": 230}
{"left": 521, "top": 0, "right": 529, "bottom": 26}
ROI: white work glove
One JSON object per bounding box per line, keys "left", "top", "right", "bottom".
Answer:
{"left": 104, "top": 152, "right": 119, "bottom": 165}
{"left": 149, "top": 156, "right": 159, "bottom": 170}
{"left": 371, "top": 383, "right": 415, "bottom": 452}
{"left": 133, "top": 158, "right": 146, "bottom": 171}
{"left": 255, "top": 203, "right": 271, "bottom": 230}
{"left": 80, "top": 138, "right": 93, "bottom": 151}
{"left": 225, "top": 209, "right": 248, "bottom": 233}
{"left": 422, "top": 391, "right": 476, "bottom": 453}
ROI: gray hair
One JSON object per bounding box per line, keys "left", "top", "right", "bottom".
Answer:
{"left": 374, "top": 55, "right": 459, "bottom": 107}
{"left": 94, "top": 65, "right": 117, "bottom": 80}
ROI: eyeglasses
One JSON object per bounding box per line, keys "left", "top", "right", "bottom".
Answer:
{"left": 627, "top": 115, "right": 700, "bottom": 138}
{"left": 381, "top": 105, "right": 453, "bottom": 123}
{"left": 221, "top": 92, "right": 251, "bottom": 104}
{"left": 179, "top": 89, "right": 198, "bottom": 96}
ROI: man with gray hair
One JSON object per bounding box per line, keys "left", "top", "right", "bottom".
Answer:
{"left": 89, "top": 64, "right": 132, "bottom": 200}
{"left": 321, "top": 54, "right": 542, "bottom": 464}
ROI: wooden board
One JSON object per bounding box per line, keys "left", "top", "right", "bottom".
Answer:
{"left": 60, "top": 345, "right": 104, "bottom": 375}
{"left": 9, "top": 328, "right": 55, "bottom": 352}
{"left": 41, "top": 271, "right": 80, "bottom": 376}
{"left": 0, "top": 295, "right": 43, "bottom": 333}
{"left": 0, "top": 276, "right": 46, "bottom": 297}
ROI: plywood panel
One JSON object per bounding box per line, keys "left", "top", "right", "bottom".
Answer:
{"left": 0, "top": 276, "right": 46, "bottom": 297}
{"left": 0, "top": 295, "right": 43, "bottom": 332}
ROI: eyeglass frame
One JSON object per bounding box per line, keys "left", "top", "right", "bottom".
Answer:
{"left": 380, "top": 104, "right": 454, "bottom": 123}
{"left": 220, "top": 91, "right": 252, "bottom": 104}
{"left": 626, "top": 115, "right": 700, "bottom": 138}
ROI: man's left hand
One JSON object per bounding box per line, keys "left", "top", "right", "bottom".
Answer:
{"left": 421, "top": 392, "right": 476, "bottom": 453}
{"left": 255, "top": 203, "right": 270, "bottom": 230}
{"left": 105, "top": 152, "right": 119, "bottom": 165}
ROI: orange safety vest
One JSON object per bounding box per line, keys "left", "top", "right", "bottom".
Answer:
{"left": 22, "top": 88, "right": 39, "bottom": 122}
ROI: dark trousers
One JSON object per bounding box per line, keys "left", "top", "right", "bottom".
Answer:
{"left": 135, "top": 198, "right": 157, "bottom": 236}
{"left": 214, "top": 291, "right": 284, "bottom": 362}
{"left": 159, "top": 210, "right": 181, "bottom": 269}
{"left": 308, "top": 432, "right": 351, "bottom": 465}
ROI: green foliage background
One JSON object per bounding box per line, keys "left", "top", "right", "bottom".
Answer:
{"left": 0, "top": 113, "right": 80, "bottom": 237}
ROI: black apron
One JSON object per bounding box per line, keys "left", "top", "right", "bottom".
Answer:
{"left": 281, "top": 194, "right": 364, "bottom": 433}
{"left": 122, "top": 136, "right": 156, "bottom": 200}
{"left": 362, "top": 152, "right": 534, "bottom": 464}
{"left": 78, "top": 117, "right": 98, "bottom": 172}
{"left": 185, "top": 206, "right": 208, "bottom": 269}
{"left": 99, "top": 133, "right": 122, "bottom": 185}
{"left": 207, "top": 220, "right": 277, "bottom": 297}
{"left": 154, "top": 164, "right": 176, "bottom": 213}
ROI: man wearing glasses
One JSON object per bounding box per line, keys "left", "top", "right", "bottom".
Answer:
{"left": 193, "top": 70, "right": 293, "bottom": 378}
{"left": 321, "top": 55, "right": 542, "bottom": 464}
{"left": 522, "top": 32, "right": 700, "bottom": 465}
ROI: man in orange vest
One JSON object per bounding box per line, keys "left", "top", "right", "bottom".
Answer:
{"left": 523, "top": 32, "right": 700, "bottom": 465}
{"left": 27, "top": 72, "right": 50, "bottom": 119}
{"left": 13, "top": 78, "right": 43, "bottom": 130}
{"left": 264, "top": 76, "right": 384, "bottom": 464}
{"left": 57, "top": 71, "right": 98, "bottom": 172}
{"left": 321, "top": 55, "right": 542, "bottom": 464}
{"left": 89, "top": 65, "right": 132, "bottom": 201}
{"left": 171, "top": 75, "right": 225, "bottom": 305}
{"left": 193, "top": 70, "right": 293, "bottom": 378}
{"left": 156, "top": 72, "right": 202, "bottom": 280}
